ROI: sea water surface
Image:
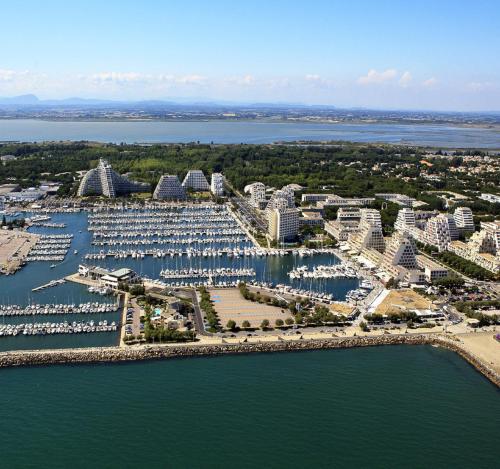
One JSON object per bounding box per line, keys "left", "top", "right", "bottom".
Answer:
{"left": 0, "top": 119, "right": 499, "bottom": 147}
{"left": 0, "top": 346, "right": 498, "bottom": 469}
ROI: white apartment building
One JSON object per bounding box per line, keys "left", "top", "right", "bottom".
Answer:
{"left": 324, "top": 207, "right": 361, "bottom": 241}
{"left": 375, "top": 193, "right": 416, "bottom": 207}
{"left": 424, "top": 215, "right": 452, "bottom": 251}
{"left": 454, "top": 207, "right": 474, "bottom": 232}
{"left": 210, "top": 173, "right": 224, "bottom": 196}
{"left": 77, "top": 159, "right": 149, "bottom": 197}
{"left": 153, "top": 175, "right": 186, "bottom": 200}
{"left": 446, "top": 215, "right": 459, "bottom": 241}
{"left": 301, "top": 193, "right": 331, "bottom": 203}
{"left": 416, "top": 255, "right": 449, "bottom": 282}
{"left": 244, "top": 182, "right": 266, "bottom": 208}
{"left": 394, "top": 207, "right": 416, "bottom": 232}
{"left": 337, "top": 207, "right": 362, "bottom": 223}
{"left": 382, "top": 232, "right": 418, "bottom": 269}
{"left": 268, "top": 207, "right": 299, "bottom": 242}
{"left": 267, "top": 187, "right": 295, "bottom": 212}
{"left": 182, "top": 170, "right": 210, "bottom": 191}
{"left": 481, "top": 221, "right": 500, "bottom": 250}
{"left": 348, "top": 208, "right": 385, "bottom": 253}
{"left": 317, "top": 195, "right": 375, "bottom": 208}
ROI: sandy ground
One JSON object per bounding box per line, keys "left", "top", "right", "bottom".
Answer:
{"left": 374, "top": 289, "right": 436, "bottom": 315}
{"left": 210, "top": 287, "right": 291, "bottom": 328}
{"left": 0, "top": 230, "right": 38, "bottom": 273}
{"left": 455, "top": 332, "right": 500, "bottom": 373}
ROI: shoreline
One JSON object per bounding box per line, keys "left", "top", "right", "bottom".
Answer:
{"left": 0, "top": 334, "right": 498, "bottom": 388}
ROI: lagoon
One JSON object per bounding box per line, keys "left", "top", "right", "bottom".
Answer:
{"left": 1, "top": 119, "right": 499, "bottom": 147}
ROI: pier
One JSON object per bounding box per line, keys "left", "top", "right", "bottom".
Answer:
{"left": 32, "top": 278, "right": 66, "bottom": 292}
{"left": 0, "top": 301, "right": 118, "bottom": 317}
{"left": 0, "top": 320, "right": 118, "bottom": 337}
{"left": 0, "top": 333, "right": 497, "bottom": 387}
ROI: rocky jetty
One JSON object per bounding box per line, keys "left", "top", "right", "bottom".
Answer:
{"left": 0, "top": 334, "right": 498, "bottom": 387}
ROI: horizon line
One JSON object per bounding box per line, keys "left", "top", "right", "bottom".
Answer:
{"left": 0, "top": 94, "right": 499, "bottom": 115}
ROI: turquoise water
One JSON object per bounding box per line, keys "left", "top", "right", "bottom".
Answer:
{"left": 0, "top": 119, "right": 499, "bottom": 147}
{"left": 0, "top": 345, "right": 498, "bottom": 468}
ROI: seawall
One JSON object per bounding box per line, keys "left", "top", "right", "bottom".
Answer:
{"left": 0, "top": 334, "right": 498, "bottom": 387}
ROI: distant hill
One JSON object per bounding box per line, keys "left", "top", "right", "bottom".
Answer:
{"left": 0, "top": 94, "right": 40, "bottom": 104}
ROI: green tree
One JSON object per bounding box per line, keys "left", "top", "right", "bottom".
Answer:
{"left": 129, "top": 284, "right": 145, "bottom": 296}
{"left": 260, "top": 319, "right": 270, "bottom": 330}
{"left": 275, "top": 318, "right": 284, "bottom": 327}
{"left": 242, "top": 320, "right": 251, "bottom": 328}
{"left": 226, "top": 320, "right": 237, "bottom": 331}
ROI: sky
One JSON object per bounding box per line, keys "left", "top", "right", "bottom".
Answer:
{"left": 0, "top": 0, "right": 499, "bottom": 111}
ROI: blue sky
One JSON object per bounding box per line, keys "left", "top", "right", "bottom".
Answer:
{"left": 1, "top": 0, "right": 499, "bottom": 110}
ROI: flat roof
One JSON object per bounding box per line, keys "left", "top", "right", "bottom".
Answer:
{"left": 90, "top": 267, "right": 109, "bottom": 276}
{"left": 110, "top": 267, "right": 134, "bottom": 278}
{"left": 301, "top": 211, "right": 323, "bottom": 219}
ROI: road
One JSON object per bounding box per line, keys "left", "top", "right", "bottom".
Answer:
{"left": 185, "top": 288, "right": 211, "bottom": 336}
{"left": 232, "top": 196, "right": 268, "bottom": 232}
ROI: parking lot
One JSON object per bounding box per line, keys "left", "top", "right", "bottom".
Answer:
{"left": 124, "top": 298, "right": 144, "bottom": 337}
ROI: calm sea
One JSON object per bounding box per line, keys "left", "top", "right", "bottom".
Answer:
{"left": 0, "top": 119, "right": 499, "bottom": 147}
{"left": 0, "top": 346, "right": 498, "bottom": 468}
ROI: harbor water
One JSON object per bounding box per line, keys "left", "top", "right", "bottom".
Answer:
{"left": 0, "top": 209, "right": 358, "bottom": 350}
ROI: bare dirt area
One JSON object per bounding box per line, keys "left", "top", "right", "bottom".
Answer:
{"left": 456, "top": 331, "right": 500, "bottom": 373}
{"left": 0, "top": 230, "right": 38, "bottom": 274}
{"left": 374, "top": 289, "right": 436, "bottom": 315}
{"left": 210, "top": 288, "right": 291, "bottom": 328}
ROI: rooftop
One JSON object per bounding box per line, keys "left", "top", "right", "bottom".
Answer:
{"left": 110, "top": 268, "right": 135, "bottom": 278}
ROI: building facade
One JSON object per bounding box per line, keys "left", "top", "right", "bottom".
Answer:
{"left": 210, "top": 173, "right": 225, "bottom": 196}
{"left": 153, "top": 175, "right": 186, "bottom": 200}
{"left": 454, "top": 207, "right": 475, "bottom": 232}
{"left": 268, "top": 207, "right": 299, "bottom": 242}
{"left": 182, "top": 170, "right": 210, "bottom": 191}
{"left": 244, "top": 182, "right": 266, "bottom": 209}
{"left": 424, "top": 215, "right": 452, "bottom": 251}
{"left": 348, "top": 208, "right": 385, "bottom": 253}
{"left": 77, "top": 159, "right": 149, "bottom": 197}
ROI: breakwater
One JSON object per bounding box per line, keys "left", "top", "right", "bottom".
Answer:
{"left": 0, "top": 334, "right": 498, "bottom": 387}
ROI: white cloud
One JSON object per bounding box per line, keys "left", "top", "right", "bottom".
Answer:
{"left": 422, "top": 77, "right": 438, "bottom": 87}
{"left": 175, "top": 74, "right": 207, "bottom": 85}
{"left": 305, "top": 74, "right": 321, "bottom": 82}
{"left": 399, "top": 71, "right": 412, "bottom": 87}
{"left": 467, "top": 81, "right": 494, "bottom": 92}
{"left": 304, "top": 74, "right": 334, "bottom": 88}
{"left": 0, "top": 67, "right": 498, "bottom": 110}
{"left": 265, "top": 77, "right": 291, "bottom": 88}
{"left": 90, "top": 72, "right": 147, "bottom": 84}
{"left": 357, "top": 69, "right": 397, "bottom": 85}
{"left": 0, "top": 68, "right": 30, "bottom": 82}
{"left": 224, "top": 75, "right": 256, "bottom": 86}
{"left": 83, "top": 72, "right": 208, "bottom": 89}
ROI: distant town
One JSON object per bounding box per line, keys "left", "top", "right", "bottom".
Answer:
{"left": 0, "top": 97, "right": 499, "bottom": 126}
